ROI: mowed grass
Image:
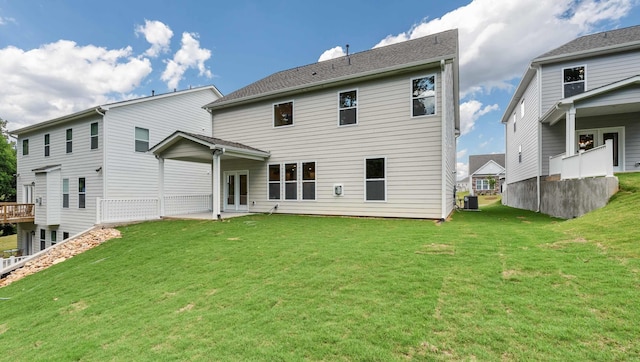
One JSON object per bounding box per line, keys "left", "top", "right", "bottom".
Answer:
{"left": 0, "top": 174, "right": 639, "bottom": 361}
{"left": 0, "top": 234, "right": 17, "bottom": 255}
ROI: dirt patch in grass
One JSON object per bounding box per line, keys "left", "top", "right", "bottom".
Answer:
{"left": 415, "top": 243, "right": 454, "bottom": 255}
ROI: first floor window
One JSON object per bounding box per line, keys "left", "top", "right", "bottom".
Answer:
{"left": 78, "top": 178, "right": 86, "bottom": 209}
{"left": 62, "top": 178, "right": 69, "bottom": 208}
{"left": 274, "top": 101, "right": 294, "bottom": 127}
{"left": 268, "top": 164, "right": 281, "bottom": 200}
{"left": 90, "top": 122, "right": 99, "bottom": 149}
{"left": 63, "top": 232, "right": 70, "bottom": 240}
{"left": 66, "top": 128, "right": 73, "bottom": 153}
{"left": 135, "top": 127, "right": 149, "bottom": 152}
{"left": 40, "top": 229, "right": 46, "bottom": 250}
{"left": 44, "top": 134, "right": 50, "bottom": 157}
{"left": 365, "top": 158, "right": 386, "bottom": 201}
{"left": 285, "top": 163, "right": 297, "bottom": 200}
{"left": 22, "top": 139, "right": 29, "bottom": 156}
{"left": 412, "top": 75, "right": 436, "bottom": 117}
{"left": 51, "top": 230, "right": 57, "bottom": 245}
{"left": 476, "top": 179, "right": 490, "bottom": 190}
{"left": 302, "top": 162, "right": 316, "bottom": 200}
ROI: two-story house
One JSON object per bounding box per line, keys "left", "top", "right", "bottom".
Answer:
{"left": 151, "top": 29, "right": 460, "bottom": 220}
{"left": 501, "top": 25, "right": 640, "bottom": 218}
{"left": 11, "top": 86, "right": 221, "bottom": 255}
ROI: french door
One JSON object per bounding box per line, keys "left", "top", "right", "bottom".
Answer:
{"left": 224, "top": 171, "right": 249, "bottom": 211}
{"left": 576, "top": 127, "right": 624, "bottom": 172}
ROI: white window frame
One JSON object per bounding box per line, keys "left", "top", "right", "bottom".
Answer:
{"left": 410, "top": 74, "right": 437, "bottom": 118}
{"left": 364, "top": 157, "right": 387, "bottom": 202}
{"left": 301, "top": 161, "right": 316, "bottom": 201}
{"left": 66, "top": 128, "right": 73, "bottom": 153}
{"left": 476, "top": 179, "right": 490, "bottom": 191}
{"left": 78, "top": 177, "right": 86, "bottom": 209}
{"left": 520, "top": 99, "right": 525, "bottom": 118}
{"left": 284, "top": 162, "right": 298, "bottom": 200}
{"left": 44, "top": 134, "right": 50, "bottom": 157}
{"left": 90, "top": 122, "right": 99, "bottom": 150}
{"left": 135, "top": 127, "right": 149, "bottom": 152}
{"left": 22, "top": 139, "right": 29, "bottom": 156}
{"left": 562, "top": 65, "right": 586, "bottom": 98}
{"left": 273, "top": 100, "right": 294, "bottom": 128}
{"left": 51, "top": 230, "right": 57, "bottom": 245}
{"left": 62, "top": 178, "right": 69, "bottom": 208}
{"left": 513, "top": 113, "right": 516, "bottom": 132}
{"left": 267, "top": 164, "right": 282, "bottom": 201}
{"left": 338, "top": 89, "right": 358, "bottom": 126}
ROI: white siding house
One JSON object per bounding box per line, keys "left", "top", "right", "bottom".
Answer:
{"left": 152, "top": 29, "right": 460, "bottom": 220}
{"left": 11, "top": 86, "right": 221, "bottom": 255}
{"left": 501, "top": 25, "right": 640, "bottom": 217}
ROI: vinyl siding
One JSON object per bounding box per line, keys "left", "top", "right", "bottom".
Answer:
{"left": 213, "top": 68, "right": 448, "bottom": 219}
{"left": 103, "top": 89, "right": 218, "bottom": 198}
{"left": 540, "top": 50, "right": 640, "bottom": 112}
{"left": 541, "top": 121, "right": 565, "bottom": 175}
{"left": 505, "top": 73, "right": 539, "bottom": 184}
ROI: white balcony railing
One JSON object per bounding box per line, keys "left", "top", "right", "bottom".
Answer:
{"left": 96, "top": 194, "right": 213, "bottom": 224}
{"left": 548, "top": 139, "right": 614, "bottom": 180}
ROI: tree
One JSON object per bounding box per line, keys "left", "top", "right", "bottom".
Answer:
{"left": 487, "top": 176, "right": 497, "bottom": 195}
{"left": 0, "top": 117, "right": 17, "bottom": 202}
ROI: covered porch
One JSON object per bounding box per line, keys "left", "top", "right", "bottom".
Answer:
{"left": 542, "top": 75, "right": 640, "bottom": 180}
{"left": 149, "top": 131, "right": 270, "bottom": 220}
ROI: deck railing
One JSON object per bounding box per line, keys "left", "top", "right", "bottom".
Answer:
{"left": 96, "top": 194, "right": 213, "bottom": 224}
{"left": 548, "top": 139, "right": 614, "bottom": 180}
{"left": 0, "top": 203, "right": 35, "bottom": 223}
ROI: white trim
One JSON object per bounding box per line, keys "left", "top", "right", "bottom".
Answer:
{"left": 337, "top": 88, "right": 358, "bottom": 127}
{"left": 273, "top": 100, "right": 295, "bottom": 128}
{"left": 283, "top": 162, "right": 298, "bottom": 201}
{"left": 301, "top": 161, "right": 317, "bottom": 201}
{"left": 364, "top": 156, "right": 387, "bottom": 202}
{"left": 561, "top": 64, "right": 587, "bottom": 98}
{"left": 410, "top": 73, "right": 438, "bottom": 118}
{"left": 267, "top": 163, "right": 282, "bottom": 201}
{"left": 134, "top": 126, "right": 150, "bottom": 153}
{"left": 223, "top": 170, "right": 250, "bottom": 211}
{"left": 576, "top": 126, "right": 625, "bottom": 172}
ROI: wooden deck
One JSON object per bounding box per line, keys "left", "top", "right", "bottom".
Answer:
{"left": 0, "top": 203, "right": 35, "bottom": 223}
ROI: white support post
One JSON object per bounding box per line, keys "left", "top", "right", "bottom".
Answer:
{"left": 566, "top": 106, "right": 576, "bottom": 156}
{"left": 604, "top": 138, "right": 614, "bottom": 177}
{"left": 158, "top": 156, "right": 165, "bottom": 217}
{"left": 212, "top": 150, "right": 221, "bottom": 220}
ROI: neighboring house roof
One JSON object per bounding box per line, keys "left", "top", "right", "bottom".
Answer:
{"left": 204, "top": 29, "right": 459, "bottom": 121}
{"left": 457, "top": 177, "right": 469, "bottom": 184}
{"left": 472, "top": 160, "right": 505, "bottom": 176}
{"left": 10, "top": 85, "right": 222, "bottom": 135}
{"left": 500, "top": 25, "right": 640, "bottom": 124}
{"left": 468, "top": 154, "right": 505, "bottom": 175}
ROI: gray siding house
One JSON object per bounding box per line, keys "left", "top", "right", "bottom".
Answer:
{"left": 11, "top": 86, "right": 221, "bottom": 254}
{"left": 501, "top": 25, "right": 640, "bottom": 217}
{"left": 152, "top": 29, "right": 460, "bottom": 220}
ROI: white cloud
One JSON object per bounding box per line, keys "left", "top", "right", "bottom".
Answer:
{"left": 456, "top": 161, "right": 469, "bottom": 180}
{"left": 161, "top": 32, "right": 212, "bottom": 90}
{"left": 135, "top": 19, "right": 174, "bottom": 57}
{"left": 0, "top": 16, "right": 16, "bottom": 25}
{"left": 457, "top": 149, "right": 468, "bottom": 160}
{"left": 459, "top": 100, "right": 499, "bottom": 135}
{"left": 318, "top": 46, "right": 346, "bottom": 62}
{"left": 0, "top": 40, "right": 152, "bottom": 129}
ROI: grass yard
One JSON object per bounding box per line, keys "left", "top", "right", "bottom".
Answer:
{"left": 0, "top": 234, "right": 17, "bottom": 255}
{"left": 0, "top": 173, "right": 639, "bottom": 360}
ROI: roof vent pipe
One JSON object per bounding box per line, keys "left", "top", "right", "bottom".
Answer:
{"left": 346, "top": 44, "right": 349, "bottom": 56}
{"left": 152, "top": 90, "right": 155, "bottom": 96}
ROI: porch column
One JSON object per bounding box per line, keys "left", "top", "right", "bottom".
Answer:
{"left": 212, "top": 150, "right": 222, "bottom": 220}
{"left": 566, "top": 106, "right": 576, "bottom": 156}
{"left": 157, "top": 156, "right": 165, "bottom": 217}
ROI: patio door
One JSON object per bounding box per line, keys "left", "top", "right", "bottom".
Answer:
{"left": 577, "top": 127, "right": 624, "bottom": 172}
{"left": 224, "top": 171, "right": 249, "bottom": 211}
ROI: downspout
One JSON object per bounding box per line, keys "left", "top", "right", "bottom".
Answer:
{"left": 535, "top": 65, "right": 542, "bottom": 213}
{"left": 440, "top": 59, "right": 447, "bottom": 220}
{"left": 95, "top": 107, "right": 107, "bottom": 206}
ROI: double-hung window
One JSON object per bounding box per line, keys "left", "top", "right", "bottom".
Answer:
{"left": 268, "top": 164, "right": 281, "bottom": 200}
{"left": 78, "top": 178, "right": 86, "bottom": 209}
{"left": 563, "top": 66, "right": 585, "bottom": 97}
{"left": 135, "top": 127, "right": 149, "bottom": 152}
{"left": 90, "top": 122, "right": 99, "bottom": 149}
{"left": 365, "top": 158, "right": 386, "bottom": 201}
{"left": 22, "top": 139, "right": 29, "bottom": 156}
{"left": 40, "top": 229, "right": 46, "bottom": 250}
{"left": 66, "top": 129, "right": 73, "bottom": 153}
{"left": 62, "top": 178, "right": 69, "bottom": 208}
{"left": 274, "top": 101, "right": 293, "bottom": 127}
{"left": 284, "top": 163, "right": 297, "bottom": 200}
{"left": 411, "top": 75, "right": 436, "bottom": 117}
{"left": 44, "top": 134, "right": 50, "bottom": 157}
{"left": 339, "top": 90, "right": 357, "bottom": 126}
{"left": 302, "top": 162, "right": 316, "bottom": 200}
{"left": 476, "top": 179, "right": 490, "bottom": 191}
{"left": 51, "top": 230, "right": 57, "bottom": 245}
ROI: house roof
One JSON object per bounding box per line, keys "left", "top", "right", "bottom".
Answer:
{"left": 11, "top": 85, "right": 222, "bottom": 135}
{"left": 500, "top": 25, "right": 640, "bottom": 124}
{"left": 204, "top": 29, "right": 459, "bottom": 111}
{"left": 468, "top": 154, "right": 505, "bottom": 175}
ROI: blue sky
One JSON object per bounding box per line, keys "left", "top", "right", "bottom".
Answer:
{"left": 1, "top": 0, "right": 639, "bottom": 179}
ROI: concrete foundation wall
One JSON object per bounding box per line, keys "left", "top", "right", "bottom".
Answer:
{"left": 540, "top": 177, "right": 618, "bottom": 219}
{"left": 503, "top": 176, "right": 619, "bottom": 219}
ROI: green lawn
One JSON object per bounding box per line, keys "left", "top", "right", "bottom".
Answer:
{"left": 0, "top": 174, "right": 639, "bottom": 360}
{"left": 0, "top": 234, "right": 17, "bottom": 256}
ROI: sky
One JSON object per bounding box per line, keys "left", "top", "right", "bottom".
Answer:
{"left": 1, "top": 0, "right": 639, "bottom": 179}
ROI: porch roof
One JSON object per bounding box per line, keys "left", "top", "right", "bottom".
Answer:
{"left": 541, "top": 75, "right": 640, "bottom": 125}
{"left": 149, "top": 131, "right": 270, "bottom": 163}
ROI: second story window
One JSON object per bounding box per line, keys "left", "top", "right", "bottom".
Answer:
{"left": 274, "top": 101, "right": 293, "bottom": 127}
{"left": 563, "top": 66, "right": 585, "bottom": 97}
{"left": 135, "top": 127, "right": 149, "bottom": 152}
{"left": 339, "top": 90, "right": 357, "bottom": 126}
{"left": 513, "top": 113, "right": 516, "bottom": 132}
{"left": 412, "top": 75, "right": 436, "bottom": 117}
{"left": 22, "top": 139, "right": 29, "bottom": 156}
{"left": 62, "top": 178, "right": 69, "bottom": 208}
{"left": 66, "top": 129, "right": 73, "bottom": 153}
{"left": 90, "top": 122, "right": 98, "bottom": 149}
{"left": 44, "top": 134, "right": 50, "bottom": 157}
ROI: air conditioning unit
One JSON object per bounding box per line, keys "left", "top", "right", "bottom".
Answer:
{"left": 333, "top": 184, "right": 343, "bottom": 196}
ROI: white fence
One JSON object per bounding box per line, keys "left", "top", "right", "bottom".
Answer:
{"left": 548, "top": 139, "right": 614, "bottom": 180}
{"left": 1, "top": 255, "right": 30, "bottom": 271}
{"left": 96, "top": 194, "right": 213, "bottom": 224}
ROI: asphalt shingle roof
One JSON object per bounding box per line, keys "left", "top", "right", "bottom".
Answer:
{"left": 180, "top": 131, "right": 268, "bottom": 154}
{"left": 535, "top": 25, "right": 640, "bottom": 61}
{"left": 205, "top": 29, "right": 458, "bottom": 109}
{"left": 469, "top": 154, "right": 505, "bottom": 175}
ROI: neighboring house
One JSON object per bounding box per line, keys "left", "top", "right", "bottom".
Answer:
{"left": 151, "top": 29, "right": 460, "bottom": 220}
{"left": 11, "top": 86, "right": 222, "bottom": 255}
{"left": 468, "top": 154, "right": 505, "bottom": 196}
{"left": 501, "top": 25, "right": 640, "bottom": 217}
{"left": 456, "top": 177, "right": 469, "bottom": 193}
